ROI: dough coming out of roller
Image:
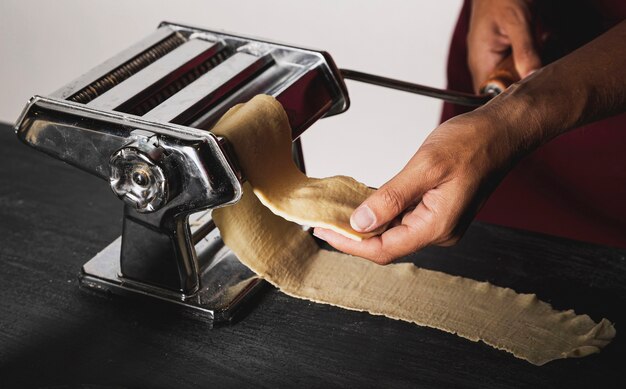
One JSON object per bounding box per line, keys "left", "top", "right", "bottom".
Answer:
{"left": 212, "top": 97, "right": 384, "bottom": 241}
{"left": 211, "top": 95, "right": 615, "bottom": 366}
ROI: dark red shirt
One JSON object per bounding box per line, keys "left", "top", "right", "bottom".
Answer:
{"left": 441, "top": 0, "right": 626, "bottom": 248}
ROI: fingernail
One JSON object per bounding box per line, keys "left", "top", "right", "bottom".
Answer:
{"left": 350, "top": 205, "right": 376, "bottom": 232}
{"left": 312, "top": 229, "right": 327, "bottom": 241}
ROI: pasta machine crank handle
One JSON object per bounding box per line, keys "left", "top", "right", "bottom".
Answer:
{"left": 340, "top": 55, "right": 520, "bottom": 107}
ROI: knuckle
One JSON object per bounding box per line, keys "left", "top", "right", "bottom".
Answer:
{"left": 437, "top": 220, "right": 466, "bottom": 246}
{"left": 439, "top": 233, "right": 461, "bottom": 247}
{"left": 371, "top": 251, "right": 393, "bottom": 265}
{"left": 379, "top": 186, "right": 405, "bottom": 215}
{"left": 428, "top": 158, "right": 451, "bottom": 181}
{"left": 502, "top": 6, "right": 529, "bottom": 27}
{"left": 433, "top": 218, "right": 460, "bottom": 244}
{"left": 415, "top": 149, "right": 450, "bottom": 179}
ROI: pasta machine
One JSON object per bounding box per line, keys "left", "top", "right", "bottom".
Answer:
{"left": 14, "top": 22, "right": 503, "bottom": 324}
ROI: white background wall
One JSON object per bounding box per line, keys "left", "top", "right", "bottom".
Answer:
{"left": 0, "top": 0, "right": 462, "bottom": 187}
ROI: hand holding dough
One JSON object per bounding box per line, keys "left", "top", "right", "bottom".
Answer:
{"left": 212, "top": 95, "right": 615, "bottom": 366}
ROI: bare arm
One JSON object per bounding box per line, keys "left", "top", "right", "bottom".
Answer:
{"left": 313, "top": 20, "right": 626, "bottom": 264}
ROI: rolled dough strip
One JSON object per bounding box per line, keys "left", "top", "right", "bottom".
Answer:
{"left": 212, "top": 95, "right": 615, "bottom": 365}
{"left": 213, "top": 98, "right": 384, "bottom": 241}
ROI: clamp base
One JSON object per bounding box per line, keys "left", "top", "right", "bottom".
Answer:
{"left": 79, "top": 211, "right": 265, "bottom": 324}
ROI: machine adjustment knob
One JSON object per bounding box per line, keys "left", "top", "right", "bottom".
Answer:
{"left": 109, "top": 134, "right": 170, "bottom": 212}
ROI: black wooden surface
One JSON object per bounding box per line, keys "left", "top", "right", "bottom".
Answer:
{"left": 0, "top": 121, "right": 625, "bottom": 389}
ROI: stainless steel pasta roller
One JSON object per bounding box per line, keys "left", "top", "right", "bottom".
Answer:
{"left": 14, "top": 22, "right": 509, "bottom": 324}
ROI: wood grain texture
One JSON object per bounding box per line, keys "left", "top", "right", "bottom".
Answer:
{"left": 0, "top": 122, "right": 625, "bottom": 388}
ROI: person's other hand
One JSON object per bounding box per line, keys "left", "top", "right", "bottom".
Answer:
{"left": 313, "top": 104, "right": 530, "bottom": 265}
{"left": 468, "top": 0, "right": 541, "bottom": 92}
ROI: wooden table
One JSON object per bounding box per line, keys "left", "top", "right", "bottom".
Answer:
{"left": 0, "top": 122, "right": 624, "bottom": 388}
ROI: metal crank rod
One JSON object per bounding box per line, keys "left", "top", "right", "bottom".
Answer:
{"left": 340, "top": 55, "right": 520, "bottom": 107}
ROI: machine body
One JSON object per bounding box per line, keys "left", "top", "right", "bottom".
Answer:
{"left": 15, "top": 22, "right": 349, "bottom": 323}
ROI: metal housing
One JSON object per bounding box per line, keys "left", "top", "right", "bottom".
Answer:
{"left": 15, "top": 22, "right": 349, "bottom": 323}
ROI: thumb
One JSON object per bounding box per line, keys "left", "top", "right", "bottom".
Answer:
{"left": 351, "top": 169, "right": 426, "bottom": 233}
{"left": 505, "top": 19, "right": 541, "bottom": 78}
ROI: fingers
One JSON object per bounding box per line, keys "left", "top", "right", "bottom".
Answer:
{"left": 350, "top": 164, "right": 431, "bottom": 234}
{"left": 467, "top": 0, "right": 511, "bottom": 92}
{"left": 314, "top": 224, "right": 426, "bottom": 265}
{"left": 313, "top": 227, "right": 392, "bottom": 265}
{"left": 469, "top": 46, "right": 506, "bottom": 94}
{"left": 467, "top": 26, "right": 508, "bottom": 93}
{"left": 316, "top": 182, "right": 467, "bottom": 265}
{"left": 467, "top": 0, "right": 541, "bottom": 91}
{"left": 503, "top": 13, "right": 541, "bottom": 78}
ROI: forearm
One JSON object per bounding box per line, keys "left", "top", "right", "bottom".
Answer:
{"left": 317, "top": 21, "right": 626, "bottom": 262}
{"left": 477, "top": 20, "right": 626, "bottom": 157}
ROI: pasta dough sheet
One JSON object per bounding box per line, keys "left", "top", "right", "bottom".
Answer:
{"left": 213, "top": 99, "right": 384, "bottom": 241}
{"left": 211, "top": 95, "right": 615, "bottom": 366}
